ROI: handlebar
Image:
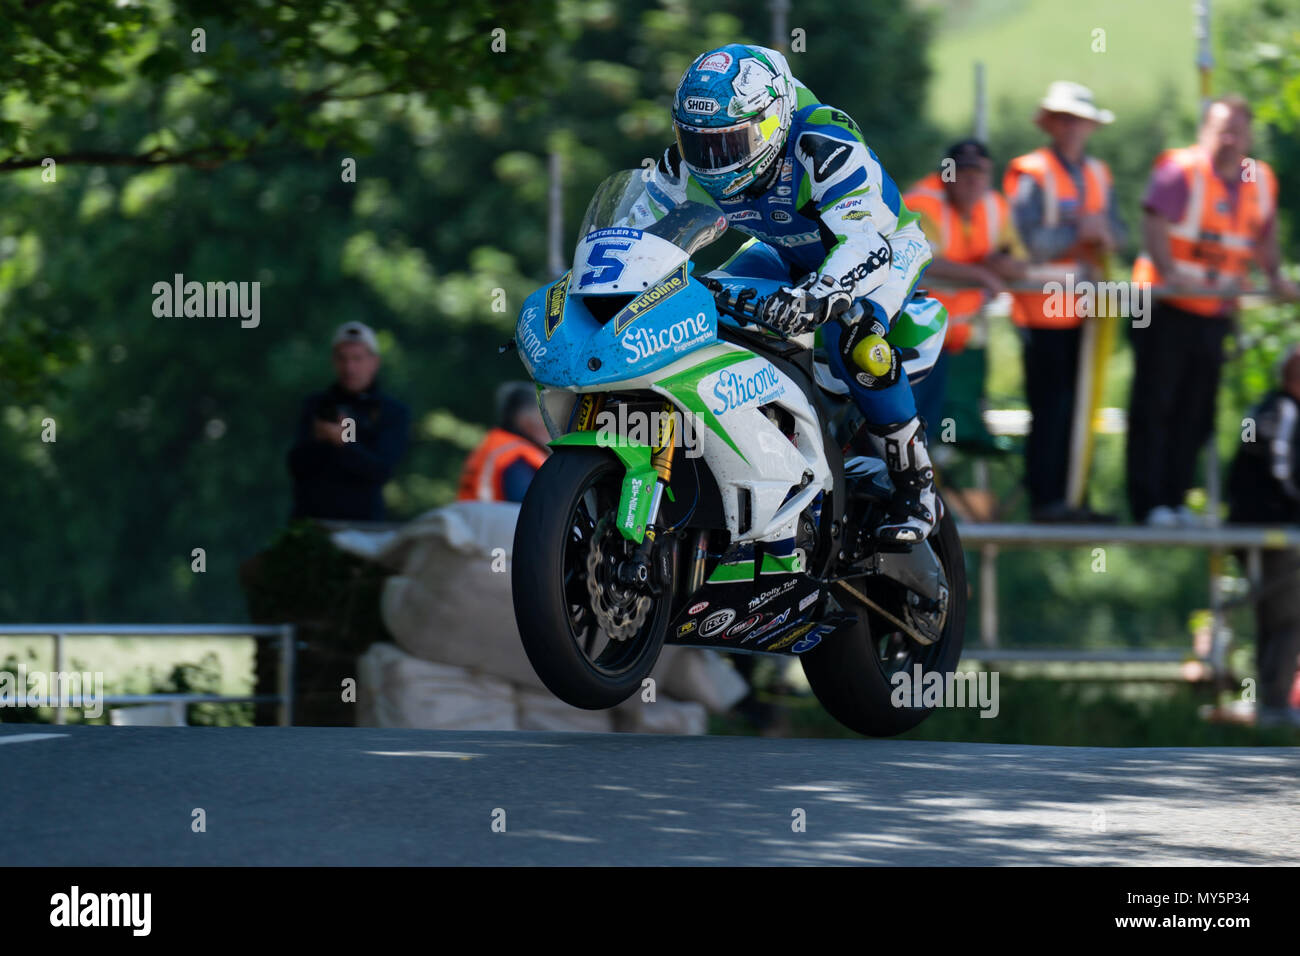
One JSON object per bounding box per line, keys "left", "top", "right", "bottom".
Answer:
{"left": 701, "top": 277, "right": 792, "bottom": 340}
{"left": 703, "top": 277, "right": 853, "bottom": 340}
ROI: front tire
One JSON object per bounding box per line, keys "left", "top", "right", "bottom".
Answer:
{"left": 800, "top": 506, "right": 968, "bottom": 736}
{"left": 512, "top": 448, "right": 671, "bottom": 710}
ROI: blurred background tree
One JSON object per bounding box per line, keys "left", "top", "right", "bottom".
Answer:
{"left": 0, "top": 0, "right": 1295, "bottom": 659}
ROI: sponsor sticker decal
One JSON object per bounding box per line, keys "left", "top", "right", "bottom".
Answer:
{"left": 683, "top": 96, "right": 720, "bottom": 114}
{"left": 688, "top": 600, "right": 710, "bottom": 615}
{"left": 700, "top": 608, "right": 737, "bottom": 637}
{"left": 623, "top": 311, "right": 713, "bottom": 364}
{"left": 697, "top": 51, "right": 733, "bottom": 73}
{"left": 746, "top": 606, "right": 790, "bottom": 642}
{"left": 518, "top": 307, "right": 546, "bottom": 365}
{"left": 725, "top": 613, "right": 764, "bottom": 639}
{"left": 765, "top": 622, "right": 815, "bottom": 652}
{"left": 544, "top": 272, "right": 570, "bottom": 339}
{"left": 613, "top": 263, "right": 689, "bottom": 335}
{"left": 711, "top": 362, "right": 785, "bottom": 415}
{"left": 799, "top": 589, "right": 820, "bottom": 612}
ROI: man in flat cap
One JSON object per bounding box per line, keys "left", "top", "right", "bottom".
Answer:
{"left": 287, "top": 321, "right": 411, "bottom": 521}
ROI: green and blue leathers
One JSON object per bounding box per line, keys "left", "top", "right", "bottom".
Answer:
{"left": 642, "top": 61, "right": 947, "bottom": 428}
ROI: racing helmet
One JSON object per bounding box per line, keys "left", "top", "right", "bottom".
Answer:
{"left": 672, "top": 44, "right": 795, "bottom": 199}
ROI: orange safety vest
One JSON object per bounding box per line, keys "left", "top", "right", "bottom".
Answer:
{"left": 1132, "top": 145, "right": 1276, "bottom": 316}
{"left": 1002, "top": 147, "right": 1112, "bottom": 329}
{"left": 457, "top": 427, "right": 548, "bottom": 502}
{"left": 904, "top": 172, "right": 1010, "bottom": 352}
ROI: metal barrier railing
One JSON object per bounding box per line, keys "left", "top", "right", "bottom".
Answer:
{"left": 956, "top": 523, "right": 1300, "bottom": 671}
{"left": 0, "top": 624, "right": 296, "bottom": 726}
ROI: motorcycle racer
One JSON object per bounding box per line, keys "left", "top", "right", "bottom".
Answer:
{"left": 632, "top": 43, "right": 946, "bottom": 544}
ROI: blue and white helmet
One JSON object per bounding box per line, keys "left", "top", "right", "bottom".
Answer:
{"left": 672, "top": 44, "right": 796, "bottom": 199}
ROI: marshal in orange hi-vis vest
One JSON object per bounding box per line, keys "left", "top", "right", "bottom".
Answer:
{"left": 1002, "top": 147, "right": 1112, "bottom": 329}
{"left": 1132, "top": 145, "right": 1277, "bottom": 317}
{"left": 903, "top": 172, "right": 1010, "bottom": 352}
{"left": 457, "top": 427, "right": 548, "bottom": 502}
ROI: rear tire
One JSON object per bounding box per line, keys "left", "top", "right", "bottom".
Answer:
{"left": 512, "top": 448, "right": 671, "bottom": 710}
{"left": 800, "top": 507, "right": 967, "bottom": 736}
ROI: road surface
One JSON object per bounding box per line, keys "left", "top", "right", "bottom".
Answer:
{"left": 4, "top": 726, "right": 1298, "bottom": 865}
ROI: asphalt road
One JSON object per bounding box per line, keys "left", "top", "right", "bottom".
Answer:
{"left": 4, "top": 726, "right": 1298, "bottom": 865}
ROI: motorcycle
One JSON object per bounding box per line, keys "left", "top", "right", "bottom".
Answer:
{"left": 508, "top": 168, "right": 966, "bottom": 737}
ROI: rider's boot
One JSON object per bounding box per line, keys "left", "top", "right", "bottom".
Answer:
{"left": 866, "top": 416, "right": 938, "bottom": 545}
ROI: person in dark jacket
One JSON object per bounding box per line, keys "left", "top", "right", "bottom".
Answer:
{"left": 288, "top": 321, "right": 410, "bottom": 521}
{"left": 1228, "top": 344, "right": 1300, "bottom": 727}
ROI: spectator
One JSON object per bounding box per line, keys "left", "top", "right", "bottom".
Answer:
{"left": 288, "top": 321, "right": 410, "bottom": 521}
{"left": 904, "top": 139, "right": 1026, "bottom": 441}
{"left": 457, "top": 382, "right": 550, "bottom": 503}
{"left": 1003, "top": 82, "right": 1126, "bottom": 522}
{"left": 1227, "top": 345, "right": 1300, "bottom": 728}
{"left": 1129, "top": 95, "right": 1300, "bottom": 527}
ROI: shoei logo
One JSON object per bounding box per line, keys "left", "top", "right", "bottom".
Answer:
{"left": 683, "top": 96, "right": 720, "bottom": 114}
{"left": 711, "top": 363, "right": 784, "bottom": 415}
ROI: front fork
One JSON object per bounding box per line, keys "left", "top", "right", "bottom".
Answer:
{"left": 572, "top": 394, "right": 681, "bottom": 595}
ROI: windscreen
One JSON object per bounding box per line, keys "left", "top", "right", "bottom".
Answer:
{"left": 576, "top": 169, "right": 727, "bottom": 258}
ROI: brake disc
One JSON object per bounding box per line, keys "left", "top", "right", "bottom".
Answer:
{"left": 902, "top": 582, "right": 949, "bottom": 646}
{"left": 585, "top": 517, "right": 652, "bottom": 642}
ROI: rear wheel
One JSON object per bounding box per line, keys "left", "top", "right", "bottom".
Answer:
{"left": 512, "top": 448, "right": 672, "bottom": 709}
{"left": 800, "top": 507, "right": 967, "bottom": 736}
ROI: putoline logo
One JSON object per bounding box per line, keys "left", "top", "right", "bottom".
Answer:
{"left": 613, "top": 263, "right": 688, "bottom": 335}
{"left": 699, "top": 608, "right": 737, "bottom": 637}
{"left": 544, "top": 271, "right": 569, "bottom": 339}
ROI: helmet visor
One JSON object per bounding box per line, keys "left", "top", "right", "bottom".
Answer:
{"left": 674, "top": 116, "right": 768, "bottom": 175}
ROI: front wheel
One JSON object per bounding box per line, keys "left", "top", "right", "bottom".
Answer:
{"left": 800, "top": 506, "right": 968, "bottom": 736}
{"left": 512, "top": 447, "right": 672, "bottom": 710}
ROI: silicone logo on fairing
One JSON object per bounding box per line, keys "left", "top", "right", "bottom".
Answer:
{"left": 710, "top": 363, "right": 784, "bottom": 415}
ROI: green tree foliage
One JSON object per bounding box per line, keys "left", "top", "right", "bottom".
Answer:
{"left": 0, "top": 0, "right": 938, "bottom": 624}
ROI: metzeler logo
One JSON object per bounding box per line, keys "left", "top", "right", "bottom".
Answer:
{"left": 623, "top": 477, "right": 643, "bottom": 528}
{"left": 50, "top": 886, "right": 151, "bottom": 936}
{"left": 711, "top": 363, "right": 783, "bottom": 414}
{"left": 622, "top": 311, "right": 711, "bottom": 362}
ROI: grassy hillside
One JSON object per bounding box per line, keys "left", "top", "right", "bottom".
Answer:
{"left": 920, "top": 0, "right": 1251, "bottom": 135}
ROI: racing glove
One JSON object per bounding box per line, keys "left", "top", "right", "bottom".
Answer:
{"left": 838, "top": 314, "right": 902, "bottom": 390}
{"left": 759, "top": 273, "right": 852, "bottom": 335}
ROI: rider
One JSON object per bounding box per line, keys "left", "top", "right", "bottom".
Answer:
{"left": 636, "top": 43, "right": 946, "bottom": 543}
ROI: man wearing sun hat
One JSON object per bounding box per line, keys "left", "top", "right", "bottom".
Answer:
{"left": 287, "top": 321, "right": 411, "bottom": 521}
{"left": 1003, "top": 81, "right": 1126, "bottom": 522}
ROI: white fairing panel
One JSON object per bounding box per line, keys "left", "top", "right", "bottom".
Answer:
{"left": 543, "top": 343, "right": 830, "bottom": 544}
{"left": 653, "top": 355, "right": 830, "bottom": 542}
{"left": 571, "top": 229, "right": 688, "bottom": 294}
